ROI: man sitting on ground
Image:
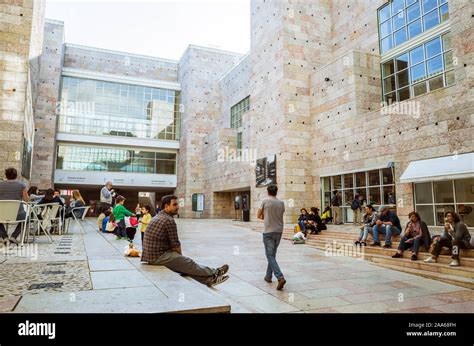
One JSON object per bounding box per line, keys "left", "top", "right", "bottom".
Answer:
{"left": 141, "top": 195, "right": 229, "bottom": 287}
{"left": 371, "top": 205, "right": 402, "bottom": 248}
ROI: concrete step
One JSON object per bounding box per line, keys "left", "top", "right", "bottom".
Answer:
{"left": 364, "top": 253, "right": 474, "bottom": 279}
{"left": 373, "top": 262, "right": 474, "bottom": 290}
{"left": 295, "top": 237, "right": 474, "bottom": 267}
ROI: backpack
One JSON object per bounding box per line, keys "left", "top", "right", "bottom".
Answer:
{"left": 351, "top": 199, "right": 360, "bottom": 210}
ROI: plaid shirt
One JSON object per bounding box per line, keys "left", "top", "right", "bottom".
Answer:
{"left": 141, "top": 211, "right": 181, "bottom": 263}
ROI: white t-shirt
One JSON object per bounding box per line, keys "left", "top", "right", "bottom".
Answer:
{"left": 292, "top": 231, "right": 306, "bottom": 240}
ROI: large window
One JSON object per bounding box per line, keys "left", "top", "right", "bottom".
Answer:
{"left": 58, "top": 77, "right": 181, "bottom": 140}
{"left": 414, "top": 179, "right": 474, "bottom": 228}
{"left": 378, "top": 0, "right": 449, "bottom": 54}
{"left": 230, "top": 96, "right": 250, "bottom": 129}
{"left": 56, "top": 145, "right": 177, "bottom": 175}
{"left": 321, "top": 167, "right": 396, "bottom": 223}
{"left": 381, "top": 32, "right": 454, "bottom": 103}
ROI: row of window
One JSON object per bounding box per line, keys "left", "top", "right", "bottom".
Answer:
{"left": 230, "top": 96, "right": 250, "bottom": 129}
{"left": 414, "top": 179, "right": 474, "bottom": 227}
{"left": 321, "top": 168, "right": 397, "bottom": 209}
{"left": 59, "top": 77, "right": 181, "bottom": 141}
{"left": 382, "top": 32, "right": 454, "bottom": 102}
{"left": 378, "top": 0, "right": 448, "bottom": 53}
{"left": 56, "top": 145, "right": 177, "bottom": 175}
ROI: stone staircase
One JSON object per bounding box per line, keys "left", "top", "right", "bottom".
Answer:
{"left": 234, "top": 222, "right": 474, "bottom": 290}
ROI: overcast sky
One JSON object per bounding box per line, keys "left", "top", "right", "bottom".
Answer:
{"left": 45, "top": 0, "right": 251, "bottom": 60}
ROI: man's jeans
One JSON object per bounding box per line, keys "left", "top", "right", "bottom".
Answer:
{"left": 372, "top": 224, "right": 401, "bottom": 245}
{"left": 0, "top": 209, "right": 26, "bottom": 240}
{"left": 263, "top": 232, "right": 284, "bottom": 280}
{"left": 148, "top": 251, "right": 218, "bottom": 285}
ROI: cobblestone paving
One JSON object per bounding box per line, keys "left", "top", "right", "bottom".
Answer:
{"left": 0, "top": 226, "right": 92, "bottom": 299}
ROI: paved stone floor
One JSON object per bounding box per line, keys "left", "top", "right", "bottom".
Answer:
{"left": 1, "top": 218, "right": 473, "bottom": 313}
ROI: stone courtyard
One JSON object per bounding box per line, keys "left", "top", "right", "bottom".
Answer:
{"left": 1, "top": 219, "right": 473, "bottom": 313}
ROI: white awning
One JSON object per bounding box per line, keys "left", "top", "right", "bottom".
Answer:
{"left": 400, "top": 152, "right": 474, "bottom": 183}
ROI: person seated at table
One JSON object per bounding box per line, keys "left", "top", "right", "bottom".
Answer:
{"left": 424, "top": 211, "right": 472, "bottom": 266}
{"left": 0, "top": 168, "right": 29, "bottom": 246}
{"left": 321, "top": 206, "right": 333, "bottom": 224}
{"left": 65, "top": 190, "right": 86, "bottom": 219}
{"left": 53, "top": 189, "right": 65, "bottom": 204}
{"left": 38, "top": 188, "right": 64, "bottom": 207}
{"left": 392, "top": 211, "right": 431, "bottom": 261}
{"left": 27, "top": 186, "right": 43, "bottom": 203}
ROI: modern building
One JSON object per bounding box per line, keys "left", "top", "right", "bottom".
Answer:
{"left": 1, "top": 0, "right": 473, "bottom": 226}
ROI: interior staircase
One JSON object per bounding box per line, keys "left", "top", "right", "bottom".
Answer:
{"left": 234, "top": 221, "right": 474, "bottom": 290}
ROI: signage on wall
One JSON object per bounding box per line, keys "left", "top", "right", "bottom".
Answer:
{"left": 192, "top": 193, "right": 205, "bottom": 212}
{"left": 255, "top": 155, "right": 277, "bottom": 187}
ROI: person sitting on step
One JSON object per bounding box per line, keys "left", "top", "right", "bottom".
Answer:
{"left": 297, "top": 208, "right": 310, "bottom": 236}
{"left": 354, "top": 204, "right": 377, "bottom": 247}
{"left": 392, "top": 211, "right": 431, "bottom": 261}
{"left": 321, "top": 206, "right": 333, "bottom": 224}
{"left": 424, "top": 211, "right": 472, "bottom": 267}
{"left": 308, "top": 207, "right": 326, "bottom": 234}
{"left": 371, "top": 205, "right": 402, "bottom": 248}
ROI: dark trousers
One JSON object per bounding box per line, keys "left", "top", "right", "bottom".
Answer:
{"left": 431, "top": 237, "right": 469, "bottom": 260}
{"left": 398, "top": 235, "right": 424, "bottom": 255}
{"left": 141, "top": 232, "right": 144, "bottom": 243}
{"left": 126, "top": 227, "right": 136, "bottom": 241}
{"left": 116, "top": 220, "right": 127, "bottom": 237}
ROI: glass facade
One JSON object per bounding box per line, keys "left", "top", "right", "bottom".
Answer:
{"left": 378, "top": 0, "right": 449, "bottom": 54}
{"left": 321, "top": 168, "right": 396, "bottom": 223}
{"left": 56, "top": 145, "right": 177, "bottom": 175}
{"left": 414, "top": 179, "right": 474, "bottom": 227}
{"left": 58, "top": 76, "right": 181, "bottom": 140}
{"left": 230, "top": 96, "right": 250, "bottom": 129}
{"left": 382, "top": 32, "right": 454, "bottom": 103}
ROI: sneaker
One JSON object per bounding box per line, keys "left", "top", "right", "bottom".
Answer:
{"left": 383, "top": 243, "right": 392, "bottom": 248}
{"left": 276, "top": 278, "right": 286, "bottom": 291}
{"left": 370, "top": 242, "right": 381, "bottom": 247}
{"left": 216, "top": 264, "right": 229, "bottom": 276}
{"left": 361, "top": 242, "right": 367, "bottom": 247}
{"left": 411, "top": 254, "right": 418, "bottom": 261}
{"left": 208, "top": 275, "right": 229, "bottom": 287}
{"left": 115, "top": 236, "right": 121, "bottom": 240}
{"left": 424, "top": 256, "right": 437, "bottom": 263}
{"left": 264, "top": 277, "right": 272, "bottom": 283}
{"left": 9, "top": 237, "right": 19, "bottom": 245}
{"left": 449, "top": 259, "right": 460, "bottom": 267}
{"left": 354, "top": 241, "right": 361, "bottom": 246}
{"left": 392, "top": 253, "right": 402, "bottom": 258}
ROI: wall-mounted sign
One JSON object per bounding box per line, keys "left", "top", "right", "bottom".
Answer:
{"left": 256, "top": 155, "right": 277, "bottom": 187}
{"left": 192, "top": 193, "right": 205, "bottom": 212}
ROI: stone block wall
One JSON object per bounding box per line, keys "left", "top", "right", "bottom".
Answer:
{"left": 0, "top": 0, "right": 45, "bottom": 181}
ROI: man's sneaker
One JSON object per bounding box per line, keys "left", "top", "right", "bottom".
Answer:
{"left": 411, "top": 254, "right": 418, "bottom": 261}
{"left": 391, "top": 252, "right": 402, "bottom": 258}
{"left": 264, "top": 277, "right": 272, "bottom": 283}
{"left": 115, "top": 236, "right": 121, "bottom": 240}
{"left": 370, "top": 242, "right": 381, "bottom": 247}
{"left": 276, "top": 278, "right": 286, "bottom": 291}
{"left": 9, "top": 237, "right": 19, "bottom": 245}
{"left": 208, "top": 275, "right": 229, "bottom": 287}
{"left": 216, "top": 264, "right": 229, "bottom": 276}
{"left": 449, "top": 259, "right": 460, "bottom": 267}
{"left": 424, "top": 256, "right": 437, "bottom": 263}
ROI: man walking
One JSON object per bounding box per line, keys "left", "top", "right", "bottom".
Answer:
{"left": 257, "top": 185, "right": 286, "bottom": 290}
{"left": 331, "top": 191, "right": 341, "bottom": 225}
{"left": 141, "top": 195, "right": 229, "bottom": 287}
